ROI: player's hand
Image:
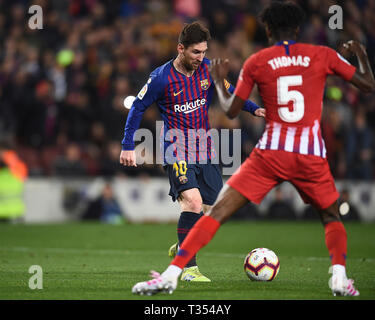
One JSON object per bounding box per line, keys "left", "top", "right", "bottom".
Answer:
{"left": 209, "top": 58, "right": 230, "bottom": 85}
{"left": 255, "top": 108, "right": 266, "bottom": 118}
{"left": 119, "top": 150, "right": 137, "bottom": 167}
{"left": 339, "top": 40, "right": 367, "bottom": 58}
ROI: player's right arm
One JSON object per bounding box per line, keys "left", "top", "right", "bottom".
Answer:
{"left": 120, "top": 73, "right": 163, "bottom": 167}
{"left": 119, "top": 150, "right": 137, "bottom": 167}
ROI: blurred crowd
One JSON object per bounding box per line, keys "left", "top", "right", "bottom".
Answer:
{"left": 0, "top": 0, "right": 374, "bottom": 180}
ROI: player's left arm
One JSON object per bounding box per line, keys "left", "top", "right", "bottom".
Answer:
{"left": 339, "top": 41, "right": 375, "bottom": 93}
{"left": 330, "top": 41, "right": 375, "bottom": 94}
{"left": 224, "top": 79, "right": 265, "bottom": 117}
{"left": 209, "top": 58, "right": 260, "bottom": 119}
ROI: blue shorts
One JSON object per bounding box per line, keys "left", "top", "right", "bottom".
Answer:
{"left": 165, "top": 161, "right": 223, "bottom": 205}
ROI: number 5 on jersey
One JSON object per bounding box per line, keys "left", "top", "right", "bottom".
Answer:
{"left": 277, "top": 75, "right": 304, "bottom": 123}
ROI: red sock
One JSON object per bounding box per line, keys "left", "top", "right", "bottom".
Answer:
{"left": 324, "top": 221, "right": 347, "bottom": 266}
{"left": 171, "top": 215, "right": 220, "bottom": 269}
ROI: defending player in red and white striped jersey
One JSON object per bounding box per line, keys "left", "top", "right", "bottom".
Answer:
{"left": 235, "top": 41, "right": 356, "bottom": 158}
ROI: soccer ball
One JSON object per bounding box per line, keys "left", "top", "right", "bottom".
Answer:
{"left": 244, "top": 248, "right": 280, "bottom": 281}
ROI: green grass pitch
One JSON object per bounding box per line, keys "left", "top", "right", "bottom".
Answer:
{"left": 0, "top": 221, "right": 374, "bottom": 300}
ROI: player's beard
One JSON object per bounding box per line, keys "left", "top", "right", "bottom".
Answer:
{"left": 191, "top": 61, "right": 200, "bottom": 69}
{"left": 183, "top": 54, "right": 200, "bottom": 71}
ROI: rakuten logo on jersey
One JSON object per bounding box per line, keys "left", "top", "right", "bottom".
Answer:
{"left": 174, "top": 98, "right": 206, "bottom": 114}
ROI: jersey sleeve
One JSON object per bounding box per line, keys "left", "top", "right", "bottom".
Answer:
{"left": 234, "top": 55, "right": 256, "bottom": 101}
{"left": 225, "top": 79, "right": 260, "bottom": 115}
{"left": 324, "top": 47, "right": 356, "bottom": 81}
{"left": 121, "top": 72, "right": 164, "bottom": 150}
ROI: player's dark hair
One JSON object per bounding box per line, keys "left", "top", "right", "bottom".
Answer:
{"left": 178, "top": 21, "right": 211, "bottom": 48}
{"left": 260, "top": 1, "right": 305, "bottom": 39}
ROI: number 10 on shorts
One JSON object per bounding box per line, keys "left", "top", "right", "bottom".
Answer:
{"left": 173, "top": 161, "right": 188, "bottom": 177}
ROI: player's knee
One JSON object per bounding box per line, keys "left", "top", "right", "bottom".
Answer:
{"left": 319, "top": 201, "right": 341, "bottom": 225}
{"left": 320, "top": 212, "right": 341, "bottom": 225}
{"left": 181, "top": 196, "right": 203, "bottom": 213}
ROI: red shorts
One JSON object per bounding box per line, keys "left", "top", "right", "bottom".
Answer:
{"left": 227, "top": 149, "right": 339, "bottom": 210}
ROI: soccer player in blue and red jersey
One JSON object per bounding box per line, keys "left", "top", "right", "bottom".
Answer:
{"left": 132, "top": 2, "right": 374, "bottom": 296}
{"left": 120, "top": 22, "right": 265, "bottom": 282}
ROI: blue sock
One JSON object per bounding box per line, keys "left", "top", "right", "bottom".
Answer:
{"left": 177, "top": 211, "right": 204, "bottom": 267}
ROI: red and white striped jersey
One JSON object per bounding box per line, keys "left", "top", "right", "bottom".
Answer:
{"left": 234, "top": 41, "right": 356, "bottom": 158}
{"left": 256, "top": 119, "right": 326, "bottom": 157}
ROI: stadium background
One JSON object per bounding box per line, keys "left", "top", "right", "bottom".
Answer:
{"left": 0, "top": 0, "right": 374, "bottom": 223}
{"left": 0, "top": 0, "right": 375, "bottom": 303}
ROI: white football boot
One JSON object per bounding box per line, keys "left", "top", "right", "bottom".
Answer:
{"left": 132, "top": 270, "right": 178, "bottom": 296}
{"left": 329, "top": 274, "right": 360, "bottom": 296}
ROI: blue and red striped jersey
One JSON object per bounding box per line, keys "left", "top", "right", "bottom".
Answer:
{"left": 122, "top": 57, "right": 260, "bottom": 164}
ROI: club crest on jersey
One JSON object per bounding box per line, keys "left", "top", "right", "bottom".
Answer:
{"left": 178, "top": 175, "right": 188, "bottom": 184}
{"left": 200, "top": 79, "right": 209, "bottom": 90}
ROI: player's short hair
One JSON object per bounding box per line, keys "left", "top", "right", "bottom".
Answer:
{"left": 178, "top": 21, "right": 211, "bottom": 48}
{"left": 260, "top": 1, "right": 305, "bottom": 38}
